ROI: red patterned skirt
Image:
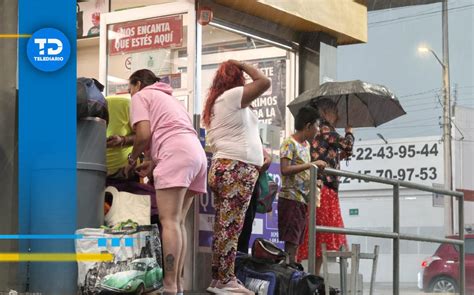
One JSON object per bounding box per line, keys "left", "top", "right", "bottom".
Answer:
{"left": 297, "top": 185, "right": 347, "bottom": 261}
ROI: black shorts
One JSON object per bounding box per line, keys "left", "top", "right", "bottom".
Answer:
{"left": 278, "top": 198, "right": 307, "bottom": 246}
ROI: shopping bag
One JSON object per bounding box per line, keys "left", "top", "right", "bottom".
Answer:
{"left": 256, "top": 172, "right": 278, "bottom": 214}
{"left": 104, "top": 186, "right": 151, "bottom": 227}
{"left": 76, "top": 224, "right": 163, "bottom": 294}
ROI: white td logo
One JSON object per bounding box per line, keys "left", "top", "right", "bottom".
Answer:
{"left": 34, "top": 38, "right": 63, "bottom": 55}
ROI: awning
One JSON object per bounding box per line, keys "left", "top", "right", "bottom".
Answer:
{"left": 367, "top": 0, "right": 442, "bottom": 11}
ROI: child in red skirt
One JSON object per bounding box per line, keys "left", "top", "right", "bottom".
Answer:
{"left": 297, "top": 98, "right": 355, "bottom": 275}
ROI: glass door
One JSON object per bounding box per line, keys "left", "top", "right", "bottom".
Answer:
{"left": 98, "top": 2, "right": 198, "bottom": 289}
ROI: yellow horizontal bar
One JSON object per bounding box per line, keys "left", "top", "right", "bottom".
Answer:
{"left": 0, "top": 253, "right": 113, "bottom": 262}
{"left": 0, "top": 34, "right": 32, "bottom": 38}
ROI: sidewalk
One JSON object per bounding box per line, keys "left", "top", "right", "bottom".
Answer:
{"left": 365, "top": 283, "right": 424, "bottom": 295}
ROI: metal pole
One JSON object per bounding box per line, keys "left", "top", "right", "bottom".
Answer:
{"left": 322, "top": 244, "right": 330, "bottom": 295}
{"left": 308, "top": 164, "right": 318, "bottom": 275}
{"left": 459, "top": 195, "right": 465, "bottom": 294}
{"left": 393, "top": 184, "right": 400, "bottom": 295}
{"left": 340, "top": 249, "right": 347, "bottom": 294}
{"left": 350, "top": 244, "right": 360, "bottom": 294}
{"left": 369, "top": 246, "right": 380, "bottom": 295}
{"left": 191, "top": 15, "right": 203, "bottom": 290}
{"left": 0, "top": 0, "right": 20, "bottom": 289}
{"left": 442, "top": 0, "right": 454, "bottom": 235}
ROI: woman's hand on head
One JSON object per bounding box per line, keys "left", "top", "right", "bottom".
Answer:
{"left": 228, "top": 59, "right": 242, "bottom": 69}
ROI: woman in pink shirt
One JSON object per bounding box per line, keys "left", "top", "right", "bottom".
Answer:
{"left": 125, "top": 69, "right": 207, "bottom": 295}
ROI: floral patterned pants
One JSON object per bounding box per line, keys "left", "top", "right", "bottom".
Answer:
{"left": 209, "top": 159, "right": 259, "bottom": 282}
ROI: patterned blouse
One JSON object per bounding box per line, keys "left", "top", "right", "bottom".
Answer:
{"left": 279, "top": 136, "right": 311, "bottom": 204}
{"left": 311, "top": 122, "right": 355, "bottom": 191}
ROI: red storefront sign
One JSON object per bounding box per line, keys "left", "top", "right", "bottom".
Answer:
{"left": 109, "top": 15, "right": 183, "bottom": 55}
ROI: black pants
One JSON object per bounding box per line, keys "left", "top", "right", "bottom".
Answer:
{"left": 237, "top": 186, "right": 259, "bottom": 253}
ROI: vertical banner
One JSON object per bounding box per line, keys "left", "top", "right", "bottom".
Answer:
{"left": 250, "top": 59, "right": 286, "bottom": 130}
{"left": 19, "top": 0, "right": 76, "bottom": 293}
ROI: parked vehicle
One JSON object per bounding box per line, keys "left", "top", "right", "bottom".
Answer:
{"left": 100, "top": 258, "right": 163, "bottom": 294}
{"left": 418, "top": 234, "right": 474, "bottom": 293}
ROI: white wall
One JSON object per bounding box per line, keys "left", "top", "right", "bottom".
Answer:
{"left": 77, "top": 39, "right": 100, "bottom": 79}
{"left": 454, "top": 106, "right": 474, "bottom": 227}
{"left": 340, "top": 190, "right": 445, "bottom": 283}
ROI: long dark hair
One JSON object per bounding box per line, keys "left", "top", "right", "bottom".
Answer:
{"left": 129, "top": 69, "right": 161, "bottom": 91}
{"left": 202, "top": 61, "right": 245, "bottom": 128}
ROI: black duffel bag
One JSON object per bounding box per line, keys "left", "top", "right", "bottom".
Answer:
{"left": 77, "top": 77, "right": 109, "bottom": 123}
{"left": 235, "top": 252, "right": 338, "bottom": 295}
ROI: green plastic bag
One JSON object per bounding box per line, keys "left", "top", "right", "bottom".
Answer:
{"left": 256, "top": 172, "right": 279, "bottom": 214}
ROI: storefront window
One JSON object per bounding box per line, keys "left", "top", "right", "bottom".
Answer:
{"left": 106, "top": 13, "right": 188, "bottom": 107}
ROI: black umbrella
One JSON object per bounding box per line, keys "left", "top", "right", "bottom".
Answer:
{"left": 287, "top": 80, "right": 406, "bottom": 128}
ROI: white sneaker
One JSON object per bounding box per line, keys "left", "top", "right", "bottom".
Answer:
{"left": 213, "top": 278, "right": 255, "bottom": 294}
{"left": 207, "top": 279, "right": 218, "bottom": 293}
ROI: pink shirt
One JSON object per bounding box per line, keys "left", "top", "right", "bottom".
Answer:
{"left": 130, "top": 82, "right": 197, "bottom": 160}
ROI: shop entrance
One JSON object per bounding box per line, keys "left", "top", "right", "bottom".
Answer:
{"left": 99, "top": 2, "right": 298, "bottom": 290}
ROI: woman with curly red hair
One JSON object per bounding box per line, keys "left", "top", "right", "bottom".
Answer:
{"left": 204, "top": 60, "right": 270, "bottom": 294}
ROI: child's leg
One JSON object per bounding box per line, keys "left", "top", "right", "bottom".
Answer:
{"left": 315, "top": 257, "right": 323, "bottom": 276}
{"left": 285, "top": 242, "right": 298, "bottom": 264}
{"left": 278, "top": 198, "right": 307, "bottom": 265}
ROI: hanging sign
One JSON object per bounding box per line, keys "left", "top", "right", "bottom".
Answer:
{"left": 198, "top": 6, "right": 213, "bottom": 25}
{"left": 109, "top": 15, "right": 183, "bottom": 55}
{"left": 339, "top": 136, "right": 444, "bottom": 191}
